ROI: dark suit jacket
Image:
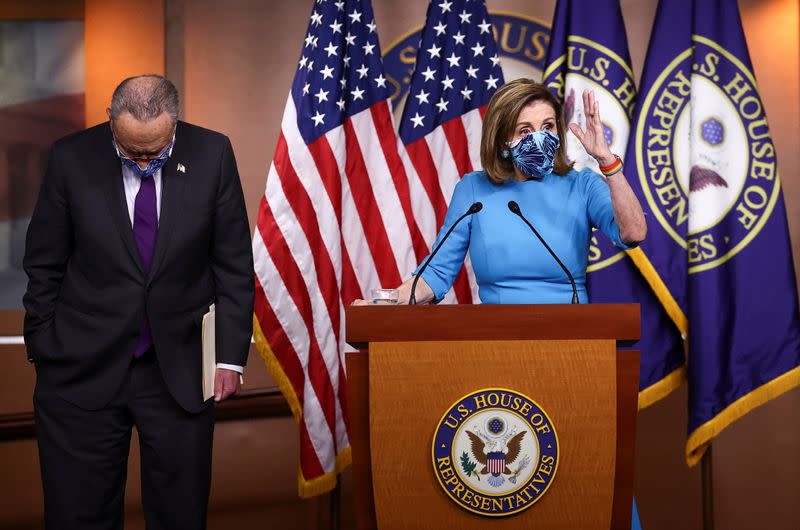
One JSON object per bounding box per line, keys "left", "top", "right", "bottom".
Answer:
{"left": 23, "top": 121, "right": 254, "bottom": 413}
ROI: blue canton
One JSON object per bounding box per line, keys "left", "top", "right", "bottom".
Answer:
{"left": 291, "top": 0, "right": 392, "bottom": 144}
{"left": 398, "top": 0, "right": 504, "bottom": 145}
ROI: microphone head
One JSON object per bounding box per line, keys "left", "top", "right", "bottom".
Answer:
{"left": 507, "top": 200, "right": 520, "bottom": 214}
{"left": 469, "top": 202, "right": 483, "bottom": 214}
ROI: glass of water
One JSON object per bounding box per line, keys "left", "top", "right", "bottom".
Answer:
{"left": 371, "top": 288, "right": 399, "bottom": 305}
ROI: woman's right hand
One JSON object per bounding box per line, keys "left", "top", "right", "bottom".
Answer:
{"left": 349, "top": 276, "right": 435, "bottom": 306}
{"left": 351, "top": 298, "right": 371, "bottom": 306}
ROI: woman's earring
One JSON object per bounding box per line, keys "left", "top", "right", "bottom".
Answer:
{"left": 501, "top": 149, "right": 510, "bottom": 159}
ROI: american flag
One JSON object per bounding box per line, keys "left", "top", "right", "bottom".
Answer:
{"left": 252, "top": 0, "right": 425, "bottom": 496}
{"left": 399, "top": 0, "right": 504, "bottom": 303}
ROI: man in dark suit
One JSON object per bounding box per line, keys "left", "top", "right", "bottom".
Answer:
{"left": 23, "top": 74, "right": 254, "bottom": 529}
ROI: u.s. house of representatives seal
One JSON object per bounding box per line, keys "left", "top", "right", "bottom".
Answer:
{"left": 636, "top": 35, "right": 780, "bottom": 274}
{"left": 432, "top": 388, "right": 559, "bottom": 517}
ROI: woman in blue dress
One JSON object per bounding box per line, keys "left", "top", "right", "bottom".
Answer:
{"left": 394, "top": 78, "right": 647, "bottom": 305}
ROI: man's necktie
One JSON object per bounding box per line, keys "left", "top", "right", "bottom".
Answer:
{"left": 132, "top": 174, "right": 157, "bottom": 358}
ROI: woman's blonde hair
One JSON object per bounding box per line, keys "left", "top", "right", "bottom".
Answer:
{"left": 480, "top": 78, "right": 573, "bottom": 184}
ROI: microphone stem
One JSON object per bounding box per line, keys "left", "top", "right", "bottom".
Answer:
{"left": 512, "top": 211, "right": 580, "bottom": 304}
{"left": 410, "top": 208, "right": 476, "bottom": 305}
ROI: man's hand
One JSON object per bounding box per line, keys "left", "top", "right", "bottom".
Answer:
{"left": 214, "top": 367, "right": 241, "bottom": 402}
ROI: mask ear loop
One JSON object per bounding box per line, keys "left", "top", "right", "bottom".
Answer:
{"left": 502, "top": 134, "right": 523, "bottom": 159}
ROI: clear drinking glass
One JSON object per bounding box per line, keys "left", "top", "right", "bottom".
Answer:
{"left": 371, "top": 288, "right": 399, "bottom": 305}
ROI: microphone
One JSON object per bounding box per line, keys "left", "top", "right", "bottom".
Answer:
{"left": 410, "top": 202, "right": 483, "bottom": 305}
{"left": 507, "top": 201, "right": 579, "bottom": 304}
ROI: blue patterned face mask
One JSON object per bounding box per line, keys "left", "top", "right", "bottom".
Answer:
{"left": 502, "top": 130, "right": 560, "bottom": 178}
{"left": 113, "top": 136, "right": 174, "bottom": 179}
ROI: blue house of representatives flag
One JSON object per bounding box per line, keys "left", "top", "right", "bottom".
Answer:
{"left": 629, "top": 0, "right": 800, "bottom": 465}
{"left": 542, "top": 0, "right": 686, "bottom": 409}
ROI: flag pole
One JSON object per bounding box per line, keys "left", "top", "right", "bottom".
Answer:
{"left": 330, "top": 481, "right": 341, "bottom": 530}
{"left": 701, "top": 446, "right": 715, "bottom": 530}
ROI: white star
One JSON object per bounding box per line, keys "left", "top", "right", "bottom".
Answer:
{"left": 453, "top": 32, "right": 465, "bottom": 45}
{"left": 312, "top": 111, "right": 325, "bottom": 126}
{"left": 348, "top": 9, "right": 362, "bottom": 23}
{"left": 330, "top": 20, "right": 343, "bottom": 34}
{"left": 441, "top": 75, "right": 454, "bottom": 90}
{"left": 461, "top": 87, "right": 473, "bottom": 100}
{"left": 374, "top": 74, "right": 387, "bottom": 88}
{"left": 357, "top": 64, "right": 369, "bottom": 78}
{"left": 415, "top": 90, "right": 430, "bottom": 104}
{"left": 345, "top": 32, "right": 356, "bottom": 46}
{"left": 340, "top": 78, "right": 347, "bottom": 90}
{"left": 367, "top": 20, "right": 376, "bottom": 33}
{"left": 351, "top": 86, "right": 365, "bottom": 101}
{"left": 490, "top": 54, "right": 500, "bottom": 67}
{"left": 439, "top": 1, "right": 452, "bottom": 13}
{"left": 302, "top": 83, "right": 310, "bottom": 95}
{"left": 436, "top": 97, "right": 449, "bottom": 113}
{"left": 485, "top": 75, "right": 499, "bottom": 89}
{"left": 320, "top": 65, "right": 335, "bottom": 79}
{"left": 466, "top": 65, "right": 479, "bottom": 78}
{"left": 315, "top": 88, "right": 329, "bottom": 103}
{"left": 310, "top": 11, "right": 323, "bottom": 26}
{"left": 324, "top": 42, "right": 338, "bottom": 57}
{"left": 306, "top": 60, "right": 314, "bottom": 72}
{"left": 298, "top": 55, "right": 308, "bottom": 68}
{"left": 343, "top": 55, "right": 351, "bottom": 67}
{"left": 434, "top": 21, "right": 447, "bottom": 36}
{"left": 478, "top": 19, "right": 491, "bottom": 34}
{"left": 411, "top": 112, "right": 425, "bottom": 128}
{"left": 427, "top": 43, "right": 442, "bottom": 58}
{"left": 459, "top": 10, "right": 472, "bottom": 24}
{"left": 336, "top": 98, "right": 346, "bottom": 111}
{"left": 334, "top": 0, "right": 344, "bottom": 10}
{"left": 421, "top": 66, "right": 436, "bottom": 81}
{"left": 362, "top": 42, "right": 375, "bottom": 55}
{"left": 446, "top": 53, "right": 461, "bottom": 68}
{"left": 471, "top": 43, "right": 485, "bottom": 56}
{"left": 304, "top": 33, "right": 315, "bottom": 48}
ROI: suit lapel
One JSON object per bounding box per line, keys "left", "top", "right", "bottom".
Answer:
{"left": 147, "top": 123, "right": 187, "bottom": 283}
{"left": 100, "top": 126, "right": 145, "bottom": 274}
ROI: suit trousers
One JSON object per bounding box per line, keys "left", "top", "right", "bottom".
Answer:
{"left": 33, "top": 350, "right": 214, "bottom": 530}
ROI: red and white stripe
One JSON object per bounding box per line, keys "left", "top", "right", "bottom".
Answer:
{"left": 253, "top": 95, "right": 428, "bottom": 492}
{"left": 401, "top": 107, "right": 489, "bottom": 303}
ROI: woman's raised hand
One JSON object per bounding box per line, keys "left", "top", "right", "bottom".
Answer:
{"left": 568, "top": 89, "right": 616, "bottom": 167}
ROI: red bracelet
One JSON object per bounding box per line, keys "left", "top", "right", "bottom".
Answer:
{"left": 599, "top": 155, "right": 623, "bottom": 177}
{"left": 599, "top": 154, "right": 622, "bottom": 172}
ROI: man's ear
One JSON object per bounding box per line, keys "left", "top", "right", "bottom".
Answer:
{"left": 106, "top": 108, "right": 112, "bottom": 120}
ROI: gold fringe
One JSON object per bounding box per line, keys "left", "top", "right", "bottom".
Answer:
{"left": 638, "top": 365, "right": 686, "bottom": 410}
{"left": 253, "top": 316, "right": 303, "bottom": 421}
{"left": 295, "top": 447, "right": 354, "bottom": 498}
{"left": 252, "top": 316, "right": 352, "bottom": 498}
{"left": 685, "top": 364, "right": 800, "bottom": 466}
{"left": 625, "top": 247, "right": 689, "bottom": 336}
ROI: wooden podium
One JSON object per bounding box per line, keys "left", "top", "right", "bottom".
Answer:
{"left": 345, "top": 304, "right": 640, "bottom": 530}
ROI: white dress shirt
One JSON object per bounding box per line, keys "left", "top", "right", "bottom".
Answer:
{"left": 121, "top": 162, "right": 244, "bottom": 376}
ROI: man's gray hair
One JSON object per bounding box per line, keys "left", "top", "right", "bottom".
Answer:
{"left": 109, "top": 74, "right": 180, "bottom": 123}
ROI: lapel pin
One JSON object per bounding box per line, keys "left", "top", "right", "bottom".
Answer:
{"left": 177, "top": 163, "right": 186, "bottom": 173}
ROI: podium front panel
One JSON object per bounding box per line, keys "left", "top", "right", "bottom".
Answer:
{"left": 368, "top": 339, "right": 617, "bottom": 530}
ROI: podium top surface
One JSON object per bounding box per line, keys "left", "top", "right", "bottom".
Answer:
{"left": 345, "top": 303, "right": 639, "bottom": 348}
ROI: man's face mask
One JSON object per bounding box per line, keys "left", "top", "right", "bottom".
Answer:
{"left": 113, "top": 135, "right": 175, "bottom": 179}
{"left": 502, "top": 129, "right": 560, "bottom": 179}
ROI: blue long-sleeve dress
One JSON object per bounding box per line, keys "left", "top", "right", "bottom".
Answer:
{"left": 417, "top": 168, "right": 634, "bottom": 303}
